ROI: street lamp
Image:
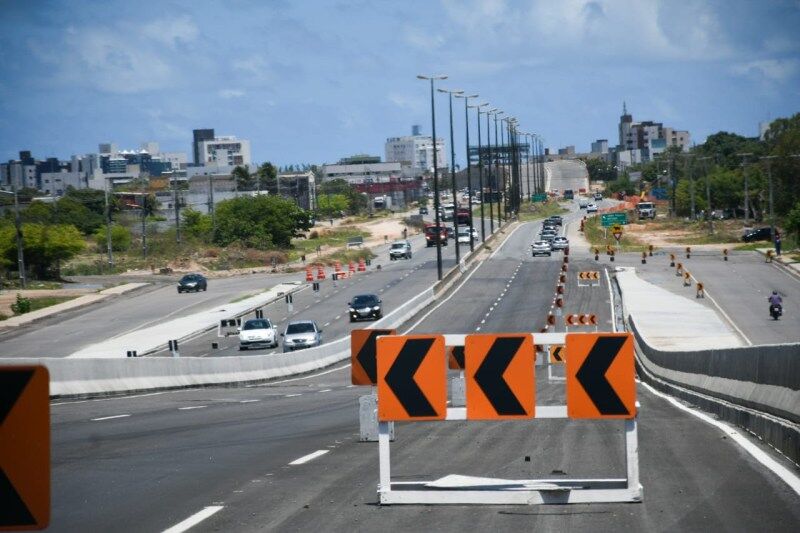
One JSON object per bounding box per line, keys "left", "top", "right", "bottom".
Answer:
{"left": 736, "top": 153, "right": 753, "bottom": 225}
{"left": 455, "top": 93, "right": 478, "bottom": 252}
{"left": 438, "top": 87, "right": 463, "bottom": 265}
{"left": 417, "top": 74, "right": 447, "bottom": 280}
{"left": 492, "top": 110, "right": 504, "bottom": 228}
{"left": 486, "top": 108, "right": 498, "bottom": 234}
{"left": 502, "top": 116, "right": 516, "bottom": 217}
{"left": 469, "top": 102, "right": 489, "bottom": 242}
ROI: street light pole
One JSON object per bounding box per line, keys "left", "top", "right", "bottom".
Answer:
{"left": 486, "top": 109, "right": 496, "bottom": 235}
{"left": 456, "top": 93, "right": 478, "bottom": 251}
{"left": 493, "top": 110, "right": 504, "bottom": 227}
{"left": 698, "top": 156, "right": 714, "bottom": 234}
{"left": 0, "top": 185, "right": 27, "bottom": 288}
{"left": 470, "top": 102, "right": 489, "bottom": 242}
{"left": 438, "top": 87, "right": 463, "bottom": 264}
{"left": 418, "top": 74, "right": 448, "bottom": 280}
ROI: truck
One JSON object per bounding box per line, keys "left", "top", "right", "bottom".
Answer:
{"left": 563, "top": 189, "right": 574, "bottom": 200}
{"left": 637, "top": 202, "right": 656, "bottom": 219}
{"left": 456, "top": 207, "right": 472, "bottom": 225}
{"left": 424, "top": 224, "right": 449, "bottom": 247}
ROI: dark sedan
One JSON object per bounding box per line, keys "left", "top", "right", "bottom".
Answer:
{"left": 177, "top": 273, "right": 207, "bottom": 293}
{"left": 742, "top": 227, "right": 773, "bottom": 243}
{"left": 349, "top": 294, "right": 383, "bottom": 322}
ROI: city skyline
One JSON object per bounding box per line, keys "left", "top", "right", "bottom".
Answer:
{"left": 1, "top": 0, "right": 799, "bottom": 166}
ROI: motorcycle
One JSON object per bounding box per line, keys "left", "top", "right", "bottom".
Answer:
{"left": 769, "top": 304, "right": 783, "bottom": 321}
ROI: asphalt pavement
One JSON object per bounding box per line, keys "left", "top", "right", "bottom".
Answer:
{"left": 44, "top": 211, "right": 800, "bottom": 531}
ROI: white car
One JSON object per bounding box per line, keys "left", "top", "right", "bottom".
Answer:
{"left": 531, "top": 241, "right": 552, "bottom": 257}
{"left": 551, "top": 236, "right": 569, "bottom": 250}
{"left": 457, "top": 227, "right": 478, "bottom": 244}
{"left": 239, "top": 318, "right": 278, "bottom": 350}
{"left": 586, "top": 203, "right": 598, "bottom": 213}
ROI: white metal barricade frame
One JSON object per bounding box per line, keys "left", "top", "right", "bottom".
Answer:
{"left": 376, "top": 332, "right": 643, "bottom": 505}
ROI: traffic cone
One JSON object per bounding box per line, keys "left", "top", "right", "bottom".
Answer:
{"left": 335, "top": 260, "right": 341, "bottom": 273}
{"left": 349, "top": 260, "right": 356, "bottom": 274}
{"left": 317, "top": 264, "right": 326, "bottom": 280}
{"left": 305, "top": 266, "right": 313, "bottom": 282}
{"left": 357, "top": 258, "right": 366, "bottom": 272}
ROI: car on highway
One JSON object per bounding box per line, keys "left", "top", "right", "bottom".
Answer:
{"left": 586, "top": 203, "right": 598, "bottom": 213}
{"left": 445, "top": 226, "right": 455, "bottom": 239}
{"left": 348, "top": 293, "right": 383, "bottom": 322}
{"left": 545, "top": 215, "right": 563, "bottom": 226}
{"left": 578, "top": 198, "right": 589, "bottom": 209}
{"left": 542, "top": 223, "right": 558, "bottom": 233}
{"left": 456, "top": 227, "right": 477, "bottom": 244}
{"left": 742, "top": 227, "right": 773, "bottom": 242}
{"left": 418, "top": 206, "right": 429, "bottom": 215}
{"left": 177, "top": 273, "right": 207, "bottom": 293}
{"left": 281, "top": 320, "right": 322, "bottom": 352}
{"left": 424, "top": 224, "right": 448, "bottom": 247}
{"left": 551, "top": 236, "right": 569, "bottom": 250}
{"left": 594, "top": 192, "right": 603, "bottom": 201}
{"left": 238, "top": 318, "right": 278, "bottom": 350}
{"left": 389, "top": 240, "right": 412, "bottom": 260}
{"left": 540, "top": 228, "right": 558, "bottom": 240}
{"left": 531, "top": 241, "right": 552, "bottom": 256}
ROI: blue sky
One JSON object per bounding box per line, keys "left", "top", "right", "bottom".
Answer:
{"left": 1, "top": 0, "right": 799, "bottom": 167}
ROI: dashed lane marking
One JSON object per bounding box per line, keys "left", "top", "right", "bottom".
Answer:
{"left": 289, "top": 449, "right": 329, "bottom": 465}
{"left": 91, "top": 414, "right": 131, "bottom": 421}
{"left": 162, "top": 506, "right": 224, "bottom": 533}
{"left": 178, "top": 406, "right": 207, "bottom": 410}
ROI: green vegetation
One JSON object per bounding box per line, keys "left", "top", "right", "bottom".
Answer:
{"left": 517, "top": 201, "right": 569, "bottom": 222}
{"left": 26, "top": 295, "right": 77, "bottom": 312}
{"left": 10, "top": 293, "right": 31, "bottom": 314}
{"left": 290, "top": 227, "right": 371, "bottom": 259}
{"left": 94, "top": 225, "right": 132, "bottom": 252}
{"left": 582, "top": 216, "right": 647, "bottom": 252}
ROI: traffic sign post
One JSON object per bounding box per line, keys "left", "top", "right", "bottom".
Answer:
{"left": 601, "top": 212, "right": 628, "bottom": 227}
{"left": 374, "top": 332, "right": 643, "bottom": 505}
{"left": 0, "top": 366, "right": 50, "bottom": 530}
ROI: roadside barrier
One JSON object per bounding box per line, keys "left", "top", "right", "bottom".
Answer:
{"left": 305, "top": 266, "right": 313, "bottom": 282}
{"left": 683, "top": 271, "right": 692, "bottom": 287}
{"left": 372, "top": 332, "right": 642, "bottom": 505}
{"left": 696, "top": 282, "right": 705, "bottom": 298}
{"left": 723, "top": 248, "right": 728, "bottom": 261}
{"left": 766, "top": 250, "right": 774, "bottom": 263}
{"left": 641, "top": 252, "right": 647, "bottom": 264}
{"left": 669, "top": 253, "right": 676, "bottom": 267}
{"left": 358, "top": 258, "right": 367, "bottom": 272}
{"left": 349, "top": 260, "right": 356, "bottom": 274}
{"left": 316, "top": 264, "right": 326, "bottom": 280}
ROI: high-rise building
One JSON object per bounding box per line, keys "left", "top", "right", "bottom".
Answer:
{"left": 192, "top": 128, "right": 215, "bottom": 165}
{"left": 616, "top": 103, "right": 690, "bottom": 161}
{"left": 196, "top": 136, "right": 251, "bottom": 167}
{"left": 591, "top": 139, "right": 609, "bottom": 154}
{"left": 385, "top": 126, "right": 446, "bottom": 174}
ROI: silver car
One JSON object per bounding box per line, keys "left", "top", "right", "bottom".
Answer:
{"left": 551, "top": 236, "right": 569, "bottom": 250}
{"left": 531, "top": 241, "right": 552, "bottom": 257}
{"left": 281, "top": 320, "right": 322, "bottom": 353}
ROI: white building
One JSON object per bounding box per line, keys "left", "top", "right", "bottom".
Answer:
{"left": 385, "top": 126, "right": 446, "bottom": 173}
{"left": 197, "top": 136, "right": 251, "bottom": 167}
{"left": 617, "top": 103, "right": 690, "bottom": 161}
{"left": 320, "top": 162, "right": 402, "bottom": 184}
{"left": 591, "top": 139, "right": 609, "bottom": 154}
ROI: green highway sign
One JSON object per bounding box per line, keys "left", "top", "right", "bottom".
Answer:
{"left": 531, "top": 193, "right": 548, "bottom": 203}
{"left": 601, "top": 212, "right": 628, "bottom": 227}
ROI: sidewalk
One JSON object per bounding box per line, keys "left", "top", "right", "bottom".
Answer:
{"left": 0, "top": 283, "right": 150, "bottom": 328}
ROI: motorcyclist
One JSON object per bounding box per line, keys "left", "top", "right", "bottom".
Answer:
{"left": 768, "top": 291, "right": 783, "bottom": 315}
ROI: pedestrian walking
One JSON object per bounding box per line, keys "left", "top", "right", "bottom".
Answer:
{"left": 774, "top": 230, "right": 782, "bottom": 256}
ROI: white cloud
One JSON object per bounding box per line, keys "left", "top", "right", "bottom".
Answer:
{"left": 233, "top": 56, "right": 269, "bottom": 76}
{"left": 730, "top": 59, "right": 800, "bottom": 83}
{"left": 219, "top": 89, "right": 246, "bottom": 99}
{"left": 387, "top": 92, "right": 419, "bottom": 111}
{"left": 142, "top": 15, "right": 199, "bottom": 47}
{"left": 403, "top": 27, "right": 446, "bottom": 50}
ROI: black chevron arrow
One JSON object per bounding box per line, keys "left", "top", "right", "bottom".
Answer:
{"left": 357, "top": 330, "right": 393, "bottom": 384}
{"left": 385, "top": 338, "right": 436, "bottom": 417}
{"left": 474, "top": 337, "right": 526, "bottom": 415}
{"left": 451, "top": 346, "right": 465, "bottom": 369}
{"left": 0, "top": 369, "right": 33, "bottom": 425}
{"left": 576, "top": 336, "right": 629, "bottom": 415}
{"left": 0, "top": 468, "right": 35, "bottom": 526}
{"left": 552, "top": 346, "right": 563, "bottom": 362}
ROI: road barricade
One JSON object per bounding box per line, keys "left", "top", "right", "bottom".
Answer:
{"left": 368, "top": 331, "right": 642, "bottom": 505}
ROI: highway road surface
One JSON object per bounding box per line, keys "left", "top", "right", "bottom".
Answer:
{"left": 44, "top": 213, "right": 800, "bottom": 532}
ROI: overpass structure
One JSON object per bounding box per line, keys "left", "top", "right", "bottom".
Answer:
{"left": 545, "top": 159, "right": 590, "bottom": 193}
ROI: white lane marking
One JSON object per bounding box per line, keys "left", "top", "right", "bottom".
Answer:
{"left": 476, "top": 326, "right": 481, "bottom": 331}
{"left": 239, "top": 399, "right": 259, "bottom": 403}
{"left": 285, "top": 393, "right": 302, "bottom": 397}
{"left": 162, "top": 505, "right": 224, "bottom": 533}
{"left": 178, "top": 406, "right": 207, "bottom": 410}
{"left": 640, "top": 381, "right": 800, "bottom": 497}
{"left": 319, "top": 389, "right": 332, "bottom": 393}
{"left": 605, "top": 268, "right": 616, "bottom": 333}
{"left": 335, "top": 315, "right": 341, "bottom": 320}
{"left": 52, "top": 391, "right": 167, "bottom": 407}
{"left": 91, "top": 414, "right": 130, "bottom": 421}
{"left": 488, "top": 222, "right": 527, "bottom": 260}
{"left": 289, "top": 449, "right": 329, "bottom": 465}
{"left": 346, "top": 385, "right": 354, "bottom": 388}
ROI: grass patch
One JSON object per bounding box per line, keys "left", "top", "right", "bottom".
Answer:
{"left": 516, "top": 201, "right": 569, "bottom": 222}
{"left": 1, "top": 280, "right": 63, "bottom": 290}
{"left": 290, "top": 227, "right": 372, "bottom": 258}
{"left": 26, "top": 296, "right": 78, "bottom": 313}
{"left": 583, "top": 216, "right": 647, "bottom": 252}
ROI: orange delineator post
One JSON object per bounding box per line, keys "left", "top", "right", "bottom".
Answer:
{"left": 305, "top": 266, "right": 313, "bottom": 282}
{"left": 357, "top": 258, "right": 366, "bottom": 272}
{"left": 316, "top": 264, "right": 326, "bottom": 280}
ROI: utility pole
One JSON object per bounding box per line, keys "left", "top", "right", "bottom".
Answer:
{"left": 173, "top": 174, "right": 181, "bottom": 243}
{"left": 208, "top": 175, "right": 216, "bottom": 237}
{"left": 737, "top": 153, "right": 752, "bottom": 225}
{"left": 669, "top": 153, "right": 676, "bottom": 217}
{"left": 8, "top": 183, "right": 26, "bottom": 288}
{"left": 685, "top": 155, "right": 695, "bottom": 220}
{"left": 104, "top": 178, "right": 114, "bottom": 267}
{"left": 486, "top": 109, "right": 495, "bottom": 234}
{"left": 141, "top": 194, "right": 147, "bottom": 259}
{"left": 698, "top": 156, "right": 713, "bottom": 234}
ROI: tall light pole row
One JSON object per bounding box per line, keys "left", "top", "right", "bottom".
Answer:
{"left": 418, "top": 74, "right": 544, "bottom": 279}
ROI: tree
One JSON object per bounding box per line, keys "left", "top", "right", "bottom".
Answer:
{"left": 94, "top": 225, "right": 132, "bottom": 252}
{"left": 583, "top": 158, "right": 616, "bottom": 182}
{"left": 181, "top": 208, "right": 213, "bottom": 241}
{"left": 232, "top": 165, "right": 254, "bottom": 191}
{"left": 317, "top": 179, "right": 365, "bottom": 214}
{"left": 213, "top": 195, "right": 311, "bottom": 249}
{"left": 257, "top": 162, "right": 278, "bottom": 194}
{"left": 316, "top": 194, "right": 349, "bottom": 217}
{"left": 784, "top": 201, "right": 800, "bottom": 245}
{"left": 0, "top": 222, "right": 85, "bottom": 279}
{"left": 64, "top": 187, "right": 117, "bottom": 218}
{"left": 55, "top": 196, "right": 104, "bottom": 234}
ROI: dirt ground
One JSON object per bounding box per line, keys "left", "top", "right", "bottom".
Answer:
{"left": 0, "top": 288, "right": 92, "bottom": 317}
